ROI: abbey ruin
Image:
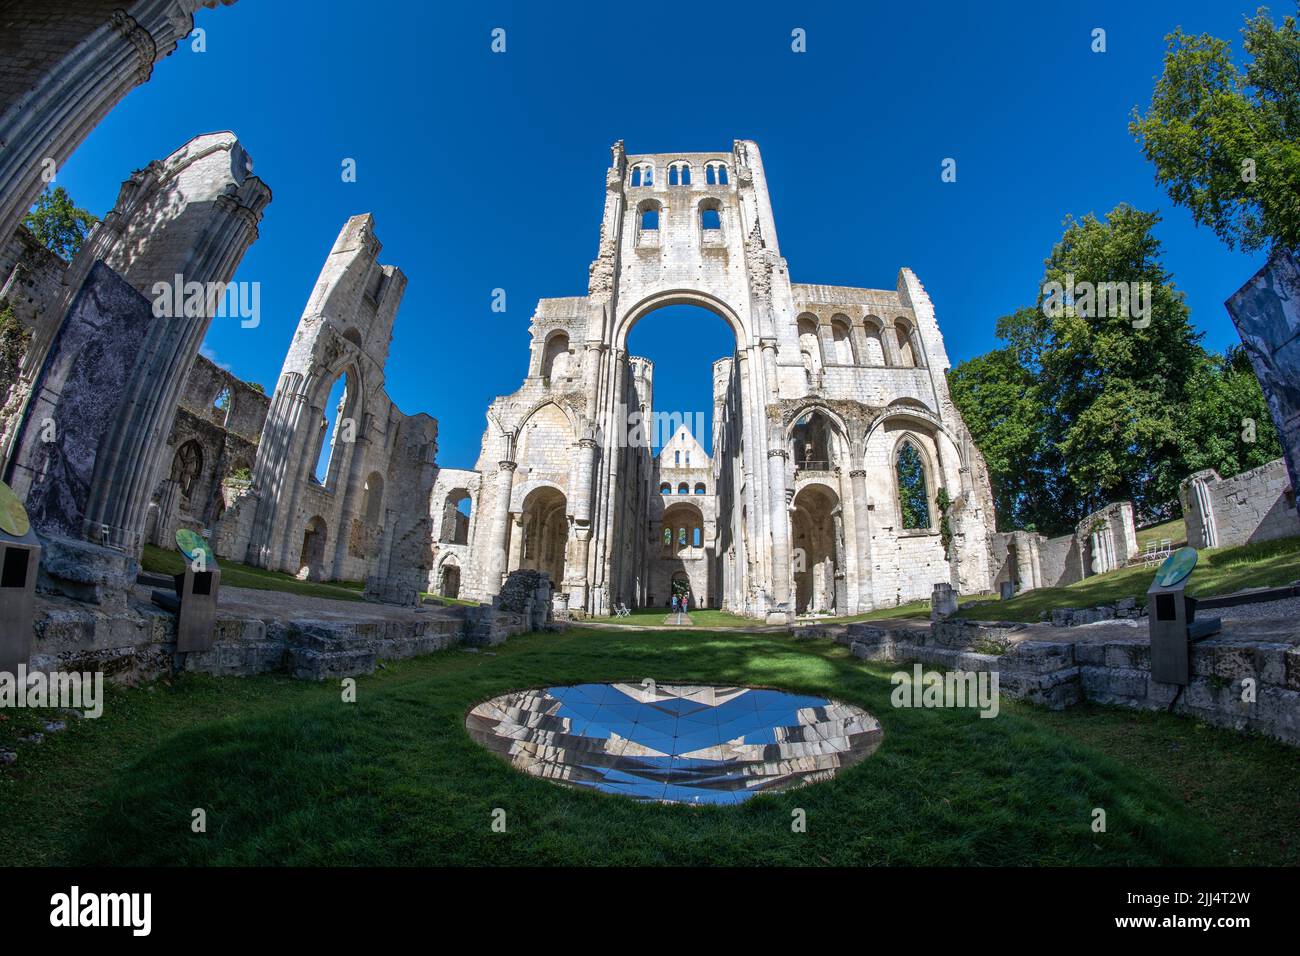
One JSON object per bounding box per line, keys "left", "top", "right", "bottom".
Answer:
{"left": 1, "top": 0, "right": 1296, "bottom": 652}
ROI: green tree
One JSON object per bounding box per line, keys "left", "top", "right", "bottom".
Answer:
{"left": 23, "top": 186, "right": 98, "bottom": 260}
{"left": 951, "top": 205, "right": 1213, "bottom": 532}
{"left": 1131, "top": 4, "right": 1300, "bottom": 253}
{"left": 1177, "top": 345, "right": 1282, "bottom": 477}
{"left": 948, "top": 345, "right": 1054, "bottom": 531}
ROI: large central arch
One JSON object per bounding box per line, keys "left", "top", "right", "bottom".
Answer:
{"left": 614, "top": 289, "right": 751, "bottom": 352}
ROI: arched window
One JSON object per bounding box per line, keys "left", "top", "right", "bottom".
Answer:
{"left": 862, "top": 317, "right": 887, "bottom": 366}
{"left": 630, "top": 163, "right": 654, "bottom": 187}
{"left": 663, "top": 527, "right": 672, "bottom": 546}
{"left": 677, "top": 482, "right": 689, "bottom": 495}
{"left": 706, "top": 162, "right": 728, "bottom": 185}
{"left": 171, "top": 441, "right": 203, "bottom": 500}
{"left": 674, "top": 451, "right": 680, "bottom": 466}
{"left": 312, "top": 370, "right": 357, "bottom": 486}
{"left": 678, "top": 527, "right": 687, "bottom": 546}
{"left": 641, "top": 206, "right": 658, "bottom": 230}
{"left": 363, "top": 472, "right": 384, "bottom": 523}
{"left": 797, "top": 314, "right": 822, "bottom": 372}
{"left": 831, "top": 316, "right": 853, "bottom": 365}
{"left": 660, "top": 482, "right": 671, "bottom": 494}
{"left": 700, "top": 200, "right": 721, "bottom": 231}
{"left": 440, "top": 490, "right": 473, "bottom": 544}
{"left": 668, "top": 162, "right": 691, "bottom": 185}
{"left": 895, "top": 319, "right": 919, "bottom": 368}
{"left": 213, "top": 387, "right": 231, "bottom": 412}
{"left": 694, "top": 482, "right": 706, "bottom": 495}
{"left": 541, "top": 332, "right": 570, "bottom": 380}
{"left": 692, "top": 527, "right": 702, "bottom": 548}
{"left": 790, "top": 410, "right": 836, "bottom": 471}
{"left": 896, "top": 439, "right": 932, "bottom": 530}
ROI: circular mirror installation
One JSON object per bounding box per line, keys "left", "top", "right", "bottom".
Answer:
{"left": 466, "top": 683, "right": 883, "bottom": 805}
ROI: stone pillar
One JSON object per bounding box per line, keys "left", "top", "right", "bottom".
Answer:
{"left": 1014, "top": 535, "right": 1036, "bottom": 592}
{"left": 849, "top": 469, "right": 872, "bottom": 611}
{"left": 849, "top": 317, "right": 869, "bottom": 366}
{"left": 881, "top": 322, "right": 903, "bottom": 367}
{"left": 77, "top": 135, "right": 270, "bottom": 553}
{"left": 815, "top": 315, "right": 836, "bottom": 367}
{"left": 506, "top": 513, "right": 526, "bottom": 573}
{"left": 483, "top": 460, "right": 516, "bottom": 595}
{"left": 0, "top": 1, "right": 238, "bottom": 246}
{"left": 832, "top": 506, "right": 848, "bottom": 614}
{"left": 567, "top": 434, "right": 597, "bottom": 610}
{"left": 767, "top": 447, "right": 792, "bottom": 617}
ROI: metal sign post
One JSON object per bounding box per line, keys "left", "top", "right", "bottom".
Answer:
{"left": 0, "top": 480, "right": 39, "bottom": 672}
{"left": 1147, "top": 547, "right": 1221, "bottom": 685}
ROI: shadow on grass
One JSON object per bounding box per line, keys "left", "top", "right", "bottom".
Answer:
{"left": 68, "top": 629, "right": 1221, "bottom": 866}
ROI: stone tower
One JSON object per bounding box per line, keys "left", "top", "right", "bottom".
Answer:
{"left": 457, "top": 140, "right": 998, "bottom": 619}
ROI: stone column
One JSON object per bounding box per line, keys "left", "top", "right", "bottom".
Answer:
{"left": 849, "top": 469, "right": 873, "bottom": 611}
{"left": 566, "top": 435, "right": 598, "bottom": 611}
{"left": 507, "top": 513, "right": 526, "bottom": 573}
{"left": 1014, "top": 534, "right": 1036, "bottom": 592}
{"left": 882, "top": 322, "right": 903, "bottom": 367}
{"left": 483, "top": 460, "right": 516, "bottom": 595}
{"left": 815, "top": 315, "right": 836, "bottom": 367}
{"left": 767, "top": 448, "right": 793, "bottom": 617}
{"left": 832, "top": 505, "right": 848, "bottom": 614}
{"left": 849, "top": 317, "right": 869, "bottom": 366}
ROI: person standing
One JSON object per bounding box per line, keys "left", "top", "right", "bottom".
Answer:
{"left": 671, "top": 593, "right": 679, "bottom": 615}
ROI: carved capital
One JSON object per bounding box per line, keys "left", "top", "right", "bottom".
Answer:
{"left": 767, "top": 448, "right": 788, "bottom": 460}
{"left": 110, "top": 10, "right": 158, "bottom": 84}
{"left": 849, "top": 469, "right": 867, "bottom": 478}
{"left": 497, "top": 460, "right": 517, "bottom": 473}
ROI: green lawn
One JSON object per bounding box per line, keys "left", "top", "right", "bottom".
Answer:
{"left": 588, "top": 606, "right": 757, "bottom": 627}
{"left": 141, "top": 544, "right": 365, "bottom": 603}
{"left": 1136, "top": 516, "right": 1187, "bottom": 551}
{"left": 958, "top": 534, "right": 1300, "bottom": 623}
{"left": 2, "top": 627, "right": 1296, "bottom": 866}
{"left": 807, "top": 600, "right": 932, "bottom": 624}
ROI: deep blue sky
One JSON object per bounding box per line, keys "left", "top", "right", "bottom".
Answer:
{"left": 56, "top": 0, "right": 1267, "bottom": 469}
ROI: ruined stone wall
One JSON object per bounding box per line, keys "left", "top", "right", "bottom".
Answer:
{"left": 0, "top": 225, "right": 67, "bottom": 449}
{"left": 219, "top": 213, "right": 442, "bottom": 604}
{"left": 1180, "top": 459, "right": 1300, "bottom": 550}
{"left": 145, "top": 353, "right": 268, "bottom": 548}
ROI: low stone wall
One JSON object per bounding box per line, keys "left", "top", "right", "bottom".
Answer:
{"left": 801, "top": 615, "right": 1300, "bottom": 746}
{"left": 1180, "top": 459, "right": 1299, "bottom": 550}
{"left": 26, "top": 579, "right": 557, "bottom": 685}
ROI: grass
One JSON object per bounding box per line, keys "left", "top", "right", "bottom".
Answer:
{"left": 2, "top": 627, "right": 1297, "bottom": 866}
{"left": 806, "top": 600, "right": 932, "bottom": 624}
{"left": 141, "top": 544, "right": 365, "bottom": 603}
{"left": 1136, "top": 516, "right": 1187, "bottom": 551}
{"left": 588, "top": 606, "right": 757, "bottom": 627}
{"left": 420, "top": 593, "right": 479, "bottom": 608}
{"left": 957, "top": 534, "right": 1300, "bottom": 623}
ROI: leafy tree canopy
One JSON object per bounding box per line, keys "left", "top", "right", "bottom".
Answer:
{"left": 23, "top": 186, "right": 98, "bottom": 260}
{"left": 950, "top": 205, "right": 1280, "bottom": 534}
{"left": 1131, "top": 4, "right": 1300, "bottom": 253}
